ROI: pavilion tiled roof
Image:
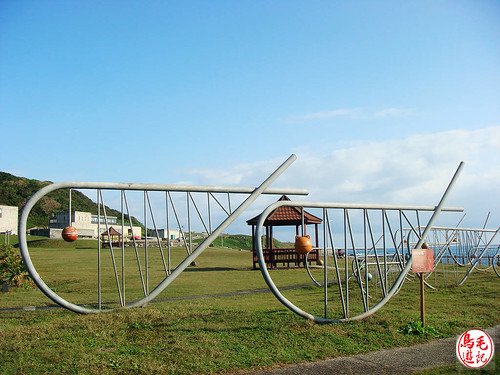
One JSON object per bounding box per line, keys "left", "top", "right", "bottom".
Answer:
{"left": 100, "top": 226, "right": 122, "bottom": 237}
{"left": 246, "top": 195, "right": 322, "bottom": 226}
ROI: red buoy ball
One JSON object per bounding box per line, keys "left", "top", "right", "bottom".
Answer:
{"left": 62, "top": 226, "right": 78, "bottom": 242}
{"left": 294, "top": 235, "right": 313, "bottom": 254}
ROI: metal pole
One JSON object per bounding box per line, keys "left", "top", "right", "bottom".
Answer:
{"left": 123, "top": 192, "right": 147, "bottom": 296}
{"left": 364, "top": 209, "right": 369, "bottom": 310}
{"left": 419, "top": 273, "right": 425, "bottom": 326}
{"left": 68, "top": 189, "right": 72, "bottom": 226}
{"left": 166, "top": 191, "right": 171, "bottom": 274}
{"left": 301, "top": 208, "right": 305, "bottom": 236}
{"left": 323, "top": 208, "right": 328, "bottom": 319}
{"left": 209, "top": 193, "right": 231, "bottom": 216}
{"left": 146, "top": 191, "right": 168, "bottom": 274}
{"left": 189, "top": 193, "right": 209, "bottom": 234}
{"left": 207, "top": 192, "right": 212, "bottom": 234}
{"left": 187, "top": 192, "right": 192, "bottom": 254}
{"left": 144, "top": 191, "right": 148, "bottom": 295}
{"left": 344, "top": 209, "right": 349, "bottom": 318}
{"left": 326, "top": 211, "right": 346, "bottom": 318}
{"left": 121, "top": 190, "right": 125, "bottom": 305}
{"left": 383, "top": 210, "right": 387, "bottom": 293}
{"left": 100, "top": 191, "right": 124, "bottom": 307}
{"left": 168, "top": 192, "right": 190, "bottom": 256}
{"left": 97, "top": 190, "right": 101, "bottom": 310}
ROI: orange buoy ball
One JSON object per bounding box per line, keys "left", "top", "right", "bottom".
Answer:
{"left": 294, "top": 235, "right": 312, "bottom": 254}
{"left": 62, "top": 226, "right": 78, "bottom": 242}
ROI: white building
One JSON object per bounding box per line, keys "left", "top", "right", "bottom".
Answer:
{"left": 48, "top": 210, "right": 141, "bottom": 239}
{"left": 0, "top": 205, "right": 18, "bottom": 235}
{"left": 147, "top": 228, "right": 181, "bottom": 240}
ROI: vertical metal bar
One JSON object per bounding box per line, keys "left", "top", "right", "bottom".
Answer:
{"left": 326, "top": 210, "right": 347, "bottom": 318}
{"left": 419, "top": 273, "right": 425, "bottom": 326}
{"left": 346, "top": 210, "right": 367, "bottom": 311}
{"left": 344, "top": 209, "right": 349, "bottom": 318}
{"left": 323, "top": 208, "right": 328, "bottom": 319}
{"left": 477, "top": 212, "right": 490, "bottom": 247}
{"left": 415, "top": 210, "right": 422, "bottom": 237}
{"left": 364, "top": 209, "right": 369, "bottom": 309}
{"left": 382, "top": 210, "right": 387, "bottom": 294}
{"left": 68, "top": 189, "right": 72, "bottom": 226}
{"left": 384, "top": 212, "right": 404, "bottom": 269}
{"left": 166, "top": 192, "right": 171, "bottom": 274}
{"left": 209, "top": 193, "right": 231, "bottom": 215}
{"left": 123, "top": 192, "right": 147, "bottom": 296}
{"left": 301, "top": 208, "right": 305, "bottom": 236}
{"left": 365, "top": 211, "right": 386, "bottom": 296}
{"left": 187, "top": 192, "right": 192, "bottom": 254}
{"left": 189, "top": 193, "right": 209, "bottom": 235}
{"left": 146, "top": 191, "right": 168, "bottom": 275}
{"left": 97, "top": 189, "right": 101, "bottom": 310}
{"left": 227, "top": 192, "right": 232, "bottom": 214}
{"left": 399, "top": 211, "right": 405, "bottom": 266}
{"left": 121, "top": 190, "right": 125, "bottom": 305}
{"left": 100, "top": 191, "right": 124, "bottom": 307}
{"left": 144, "top": 191, "right": 148, "bottom": 295}
{"left": 207, "top": 192, "right": 212, "bottom": 234}
{"left": 167, "top": 192, "right": 191, "bottom": 255}
{"left": 472, "top": 214, "right": 489, "bottom": 257}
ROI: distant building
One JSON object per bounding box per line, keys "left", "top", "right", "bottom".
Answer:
{"left": 39, "top": 210, "right": 142, "bottom": 239}
{"left": 0, "top": 205, "right": 18, "bottom": 235}
{"left": 147, "top": 228, "right": 181, "bottom": 240}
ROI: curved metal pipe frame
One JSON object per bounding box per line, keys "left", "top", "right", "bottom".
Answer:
{"left": 18, "top": 155, "right": 306, "bottom": 314}
{"left": 255, "top": 162, "right": 465, "bottom": 323}
{"left": 493, "top": 253, "right": 500, "bottom": 277}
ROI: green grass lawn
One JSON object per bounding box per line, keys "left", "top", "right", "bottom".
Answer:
{"left": 1, "top": 241, "right": 499, "bottom": 374}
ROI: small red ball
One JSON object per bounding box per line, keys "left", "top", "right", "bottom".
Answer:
{"left": 62, "top": 226, "right": 78, "bottom": 242}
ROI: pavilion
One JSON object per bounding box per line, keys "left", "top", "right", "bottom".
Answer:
{"left": 100, "top": 226, "right": 123, "bottom": 248}
{"left": 247, "top": 195, "right": 322, "bottom": 269}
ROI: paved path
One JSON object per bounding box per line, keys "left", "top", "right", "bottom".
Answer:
{"left": 240, "top": 326, "right": 498, "bottom": 375}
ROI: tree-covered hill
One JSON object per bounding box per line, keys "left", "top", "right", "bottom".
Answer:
{"left": 0, "top": 171, "right": 142, "bottom": 229}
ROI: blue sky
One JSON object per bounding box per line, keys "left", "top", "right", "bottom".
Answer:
{"left": 1, "top": 0, "right": 499, "bottom": 231}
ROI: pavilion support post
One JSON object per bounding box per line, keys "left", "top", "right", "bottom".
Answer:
{"left": 251, "top": 225, "right": 256, "bottom": 269}
{"left": 315, "top": 223, "right": 320, "bottom": 265}
{"left": 270, "top": 225, "right": 275, "bottom": 268}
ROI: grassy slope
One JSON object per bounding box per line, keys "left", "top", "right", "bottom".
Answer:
{"left": 0, "top": 240, "right": 498, "bottom": 374}
{"left": 211, "top": 234, "right": 292, "bottom": 250}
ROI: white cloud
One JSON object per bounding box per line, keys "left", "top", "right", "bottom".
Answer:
{"left": 286, "top": 107, "right": 414, "bottom": 123}
{"left": 286, "top": 108, "right": 361, "bottom": 122}
{"left": 373, "top": 107, "right": 414, "bottom": 118}
{"left": 185, "top": 126, "right": 500, "bottom": 232}
{"left": 186, "top": 160, "right": 276, "bottom": 186}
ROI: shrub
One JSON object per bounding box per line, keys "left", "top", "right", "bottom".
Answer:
{"left": 398, "top": 321, "right": 440, "bottom": 337}
{"left": 0, "top": 244, "right": 34, "bottom": 288}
